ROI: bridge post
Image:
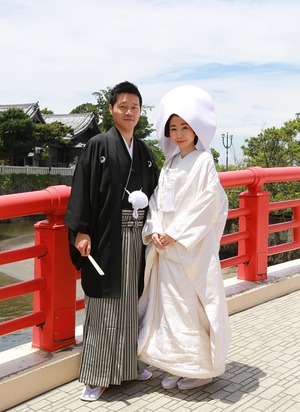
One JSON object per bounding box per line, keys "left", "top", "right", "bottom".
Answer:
{"left": 32, "top": 186, "right": 77, "bottom": 351}
{"left": 237, "top": 167, "right": 269, "bottom": 281}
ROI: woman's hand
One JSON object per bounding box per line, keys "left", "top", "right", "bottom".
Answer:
{"left": 151, "top": 233, "right": 175, "bottom": 249}
{"left": 75, "top": 232, "right": 91, "bottom": 256}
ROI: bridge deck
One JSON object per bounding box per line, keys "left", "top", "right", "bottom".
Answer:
{"left": 1, "top": 260, "right": 300, "bottom": 412}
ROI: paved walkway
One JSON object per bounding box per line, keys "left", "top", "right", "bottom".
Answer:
{"left": 6, "top": 289, "right": 300, "bottom": 412}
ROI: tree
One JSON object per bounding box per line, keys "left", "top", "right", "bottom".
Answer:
{"left": 33, "top": 122, "right": 74, "bottom": 166}
{"left": 41, "top": 108, "right": 54, "bottom": 114}
{"left": 34, "top": 122, "right": 73, "bottom": 145}
{"left": 241, "top": 117, "right": 300, "bottom": 203}
{"left": 0, "top": 108, "right": 74, "bottom": 166}
{"left": 242, "top": 119, "right": 300, "bottom": 168}
{"left": 146, "top": 139, "right": 165, "bottom": 170}
{"left": 211, "top": 147, "right": 220, "bottom": 164}
{"left": 0, "top": 108, "right": 35, "bottom": 165}
{"left": 91, "top": 88, "right": 111, "bottom": 130}
{"left": 70, "top": 103, "right": 98, "bottom": 122}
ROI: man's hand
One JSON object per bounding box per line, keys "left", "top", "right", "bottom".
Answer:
{"left": 75, "top": 232, "right": 91, "bottom": 256}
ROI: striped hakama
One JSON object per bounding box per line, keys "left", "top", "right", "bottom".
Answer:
{"left": 78, "top": 210, "right": 145, "bottom": 388}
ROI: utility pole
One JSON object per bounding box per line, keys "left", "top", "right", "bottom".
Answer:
{"left": 221, "top": 132, "right": 233, "bottom": 170}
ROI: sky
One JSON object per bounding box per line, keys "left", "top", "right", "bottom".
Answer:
{"left": 1, "top": 0, "right": 300, "bottom": 165}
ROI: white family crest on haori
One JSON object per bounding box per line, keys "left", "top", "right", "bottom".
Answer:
{"left": 125, "top": 189, "right": 149, "bottom": 218}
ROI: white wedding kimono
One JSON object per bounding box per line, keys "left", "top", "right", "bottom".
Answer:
{"left": 138, "top": 149, "right": 231, "bottom": 379}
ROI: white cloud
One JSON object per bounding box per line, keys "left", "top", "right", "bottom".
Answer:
{"left": 1, "top": 0, "right": 300, "bottom": 164}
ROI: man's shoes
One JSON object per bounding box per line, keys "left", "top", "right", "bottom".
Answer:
{"left": 136, "top": 369, "right": 152, "bottom": 380}
{"left": 177, "top": 377, "right": 213, "bottom": 390}
{"left": 80, "top": 384, "right": 106, "bottom": 401}
{"left": 161, "top": 374, "right": 182, "bottom": 389}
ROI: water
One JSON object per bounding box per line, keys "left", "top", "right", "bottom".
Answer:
{"left": 0, "top": 221, "right": 36, "bottom": 350}
{"left": 0, "top": 220, "right": 84, "bottom": 351}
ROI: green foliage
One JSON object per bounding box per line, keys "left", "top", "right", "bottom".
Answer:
{"left": 237, "top": 117, "right": 300, "bottom": 216}
{"left": 70, "top": 103, "right": 98, "bottom": 122}
{"left": 0, "top": 173, "right": 71, "bottom": 195}
{"left": 34, "top": 122, "right": 73, "bottom": 145}
{"left": 215, "top": 163, "right": 240, "bottom": 173}
{"left": 145, "top": 139, "right": 165, "bottom": 170}
{"left": 211, "top": 147, "right": 220, "bottom": 164}
{"left": 41, "top": 108, "right": 54, "bottom": 114}
{"left": 0, "top": 109, "right": 73, "bottom": 165}
{"left": 92, "top": 88, "right": 111, "bottom": 131}
{"left": 136, "top": 109, "right": 155, "bottom": 140}
{"left": 224, "top": 186, "right": 245, "bottom": 210}
{"left": 265, "top": 181, "right": 300, "bottom": 203}
{"left": 242, "top": 118, "right": 300, "bottom": 168}
{"left": 0, "top": 174, "right": 13, "bottom": 193}
{"left": 0, "top": 108, "right": 35, "bottom": 165}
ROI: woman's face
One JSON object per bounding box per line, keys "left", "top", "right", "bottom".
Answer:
{"left": 168, "top": 115, "right": 196, "bottom": 157}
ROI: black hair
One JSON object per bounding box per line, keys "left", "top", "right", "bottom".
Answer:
{"left": 164, "top": 115, "right": 174, "bottom": 137}
{"left": 165, "top": 113, "right": 198, "bottom": 144}
{"left": 109, "top": 81, "right": 142, "bottom": 107}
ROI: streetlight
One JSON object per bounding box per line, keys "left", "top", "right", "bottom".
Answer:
{"left": 221, "top": 132, "right": 233, "bottom": 170}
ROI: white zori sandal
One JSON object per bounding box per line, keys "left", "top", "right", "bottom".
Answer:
{"left": 80, "top": 384, "right": 106, "bottom": 401}
{"left": 177, "top": 377, "right": 213, "bottom": 390}
{"left": 161, "top": 375, "right": 182, "bottom": 389}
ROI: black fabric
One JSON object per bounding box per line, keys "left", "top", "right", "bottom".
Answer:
{"left": 64, "top": 126, "right": 158, "bottom": 298}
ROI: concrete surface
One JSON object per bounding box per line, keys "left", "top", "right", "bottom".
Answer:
{"left": 1, "top": 260, "right": 300, "bottom": 412}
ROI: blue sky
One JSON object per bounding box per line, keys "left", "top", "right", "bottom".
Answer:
{"left": 1, "top": 0, "right": 300, "bottom": 165}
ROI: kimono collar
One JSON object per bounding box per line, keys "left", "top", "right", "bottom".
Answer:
{"left": 121, "top": 134, "right": 133, "bottom": 158}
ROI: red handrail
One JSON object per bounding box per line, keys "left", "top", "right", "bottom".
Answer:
{"left": 0, "top": 277, "right": 46, "bottom": 301}
{"left": 0, "top": 244, "right": 47, "bottom": 264}
{"left": 1, "top": 166, "right": 300, "bottom": 351}
{"left": 0, "top": 185, "right": 71, "bottom": 220}
{"left": 0, "top": 312, "right": 46, "bottom": 336}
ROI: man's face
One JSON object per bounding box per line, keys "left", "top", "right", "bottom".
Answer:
{"left": 109, "top": 93, "right": 141, "bottom": 135}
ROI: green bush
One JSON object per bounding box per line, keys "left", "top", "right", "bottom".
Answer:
{"left": 0, "top": 174, "right": 72, "bottom": 195}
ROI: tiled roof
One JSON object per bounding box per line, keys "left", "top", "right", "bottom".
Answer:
{"left": 0, "top": 102, "right": 45, "bottom": 123}
{"left": 43, "top": 113, "right": 100, "bottom": 137}
{"left": 0, "top": 103, "right": 101, "bottom": 139}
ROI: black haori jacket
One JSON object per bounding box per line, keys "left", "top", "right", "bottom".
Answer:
{"left": 64, "top": 126, "right": 158, "bottom": 298}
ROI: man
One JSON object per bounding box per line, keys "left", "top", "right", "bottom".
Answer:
{"left": 64, "top": 81, "right": 158, "bottom": 401}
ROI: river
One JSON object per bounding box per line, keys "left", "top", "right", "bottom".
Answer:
{"left": 0, "top": 219, "right": 85, "bottom": 351}
{"left": 0, "top": 221, "right": 36, "bottom": 350}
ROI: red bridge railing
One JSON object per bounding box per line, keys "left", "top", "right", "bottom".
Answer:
{"left": 1, "top": 166, "right": 300, "bottom": 351}
{"left": 220, "top": 166, "right": 300, "bottom": 280}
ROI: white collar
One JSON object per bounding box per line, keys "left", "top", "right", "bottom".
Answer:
{"left": 122, "top": 135, "right": 133, "bottom": 158}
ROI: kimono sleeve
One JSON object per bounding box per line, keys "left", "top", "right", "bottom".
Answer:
{"left": 64, "top": 143, "right": 94, "bottom": 234}
{"left": 64, "top": 141, "right": 95, "bottom": 269}
{"left": 142, "top": 186, "right": 164, "bottom": 245}
{"left": 165, "top": 158, "right": 228, "bottom": 250}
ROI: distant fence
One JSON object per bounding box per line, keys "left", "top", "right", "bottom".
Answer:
{"left": 0, "top": 165, "right": 74, "bottom": 176}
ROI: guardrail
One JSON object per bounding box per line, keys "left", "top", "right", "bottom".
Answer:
{"left": 1, "top": 166, "right": 300, "bottom": 351}
{"left": 219, "top": 166, "right": 300, "bottom": 280}
{"left": 0, "top": 165, "right": 74, "bottom": 176}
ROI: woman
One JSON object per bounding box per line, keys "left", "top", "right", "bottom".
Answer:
{"left": 138, "top": 85, "right": 231, "bottom": 390}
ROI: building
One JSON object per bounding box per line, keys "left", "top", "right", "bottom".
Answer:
{"left": 43, "top": 113, "right": 100, "bottom": 167}
{"left": 0, "top": 103, "right": 101, "bottom": 167}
